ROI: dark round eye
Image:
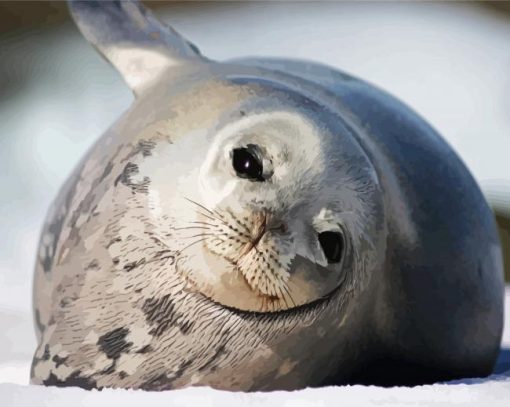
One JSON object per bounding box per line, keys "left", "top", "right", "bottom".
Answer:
{"left": 318, "top": 231, "right": 344, "bottom": 264}
{"left": 232, "top": 147, "right": 264, "bottom": 181}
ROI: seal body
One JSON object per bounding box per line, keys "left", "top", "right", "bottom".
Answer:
{"left": 31, "top": 0, "right": 504, "bottom": 390}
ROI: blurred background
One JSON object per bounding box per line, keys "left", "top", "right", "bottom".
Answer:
{"left": 0, "top": 0, "right": 509, "bottom": 384}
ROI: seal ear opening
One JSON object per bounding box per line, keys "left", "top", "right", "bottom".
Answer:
{"left": 68, "top": 0, "right": 206, "bottom": 96}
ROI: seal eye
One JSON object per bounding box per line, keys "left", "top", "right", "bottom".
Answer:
{"left": 232, "top": 147, "right": 264, "bottom": 181}
{"left": 318, "top": 231, "right": 344, "bottom": 264}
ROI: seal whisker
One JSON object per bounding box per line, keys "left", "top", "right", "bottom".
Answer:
{"left": 194, "top": 208, "right": 229, "bottom": 227}
{"left": 185, "top": 197, "right": 226, "bottom": 223}
{"left": 212, "top": 208, "right": 226, "bottom": 220}
{"left": 277, "top": 285, "right": 290, "bottom": 309}
{"left": 191, "top": 210, "right": 218, "bottom": 223}
{"left": 180, "top": 232, "right": 227, "bottom": 240}
{"left": 190, "top": 221, "right": 218, "bottom": 228}
{"left": 144, "top": 253, "right": 175, "bottom": 267}
{"left": 172, "top": 226, "right": 211, "bottom": 231}
{"left": 282, "top": 284, "right": 297, "bottom": 308}
{"left": 183, "top": 196, "right": 215, "bottom": 215}
{"left": 145, "top": 231, "right": 174, "bottom": 250}
{"left": 260, "top": 296, "right": 267, "bottom": 313}
{"left": 183, "top": 196, "right": 233, "bottom": 228}
{"left": 178, "top": 237, "right": 209, "bottom": 255}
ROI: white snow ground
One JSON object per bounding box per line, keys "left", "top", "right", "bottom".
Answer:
{"left": 1, "top": 1, "right": 510, "bottom": 405}
{"left": 2, "top": 377, "right": 510, "bottom": 407}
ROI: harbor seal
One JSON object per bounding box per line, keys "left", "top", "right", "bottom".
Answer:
{"left": 31, "top": 0, "right": 504, "bottom": 390}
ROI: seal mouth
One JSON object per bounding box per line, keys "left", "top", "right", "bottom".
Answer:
{"left": 203, "top": 271, "right": 346, "bottom": 318}
{"left": 176, "top": 227, "right": 352, "bottom": 317}
{"left": 239, "top": 214, "right": 287, "bottom": 257}
{"left": 176, "top": 198, "right": 352, "bottom": 314}
{"left": 225, "top": 225, "right": 352, "bottom": 317}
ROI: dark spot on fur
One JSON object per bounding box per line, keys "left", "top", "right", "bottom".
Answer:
{"left": 138, "top": 140, "right": 156, "bottom": 157}
{"left": 40, "top": 174, "right": 80, "bottom": 273}
{"left": 107, "top": 237, "right": 122, "bottom": 248}
{"left": 68, "top": 188, "right": 96, "bottom": 232}
{"left": 154, "top": 250, "right": 174, "bottom": 263}
{"left": 85, "top": 259, "right": 100, "bottom": 270}
{"left": 142, "top": 295, "right": 194, "bottom": 337}
{"left": 114, "top": 162, "right": 137, "bottom": 186}
{"left": 42, "top": 345, "right": 50, "bottom": 361}
{"left": 30, "top": 359, "right": 36, "bottom": 379}
{"left": 115, "top": 162, "right": 151, "bottom": 194}
{"left": 100, "top": 360, "right": 117, "bottom": 375}
{"left": 43, "top": 370, "right": 98, "bottom": 390}
{"left": 119, "top": 139, "right": 157, "bottom": 165}
{"left": 113, "top": 257, "right": 120, "bottom": 265}
{"left": 91, "top": 204, "right": 99, "bottom": 217}
{"left": 52, "top": 354, "right": 68, "bottom": 368}
{"left": 34, "top": 309, "right": 45, "bottom": 334}
{"left": 155, "top": 249, "right": 173, "bottom": 258}
{"left": 97, "top": 327, "right": 132, "bottom": 360}
{"left": 60, "top": 298, "right": 70, "bottom": 307}
{"left": 142, "top": 295, "right": 176, "bottom": 336}
{"left": 137, "top": 344, "right": 153, "bottom": 354}
{"left": 119, "top": 371, "right": 128, "bottom": 380}
{"left": 179, "top": 319, "right": 194, "bottom": 335}
{"left": 123, "top": 258, "right": 146, "bottom": 272}
{"left": 99, "top": 161, "right": 114, "bottom": 183}
{"left": 41, "top": 253, "right": 53, "bottom": 274}
{"left": 39, "top": 143, "right": 129, "bottom": 274}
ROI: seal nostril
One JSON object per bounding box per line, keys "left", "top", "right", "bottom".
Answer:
{"left": 276, "top": 223, "right": 287, "bottom": 234}
{"left": 267, "top": 220, "right": 287, "bottom": 234}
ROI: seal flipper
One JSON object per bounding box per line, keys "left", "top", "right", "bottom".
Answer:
{"left": 68, "top": 0, "right": 206, "bottom": 95}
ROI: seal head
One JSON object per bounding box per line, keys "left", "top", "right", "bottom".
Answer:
{"left": 153, "top": 81, "right": 382, "bottom": 312}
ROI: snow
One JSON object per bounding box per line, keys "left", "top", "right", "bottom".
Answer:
{"left": 1, "top": 375, "right": 510, "bottom": 407}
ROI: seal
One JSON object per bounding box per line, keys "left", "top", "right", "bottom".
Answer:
{"left": 31, "top": 0, "right": 504, "bottom": 390}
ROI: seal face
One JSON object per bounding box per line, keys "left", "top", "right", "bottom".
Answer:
{"left": 166, "top": 90, "right": 380, "bottom": 312}
{"left": 31, "top": 0, "right": 504, "bottom": 391}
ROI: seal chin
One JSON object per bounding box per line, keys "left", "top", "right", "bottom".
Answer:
{"left": 173, "top": 209, "right": 350, "bottom": 313}
{"left": 177, "top": 248, "right": 350, "bottom": 314}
